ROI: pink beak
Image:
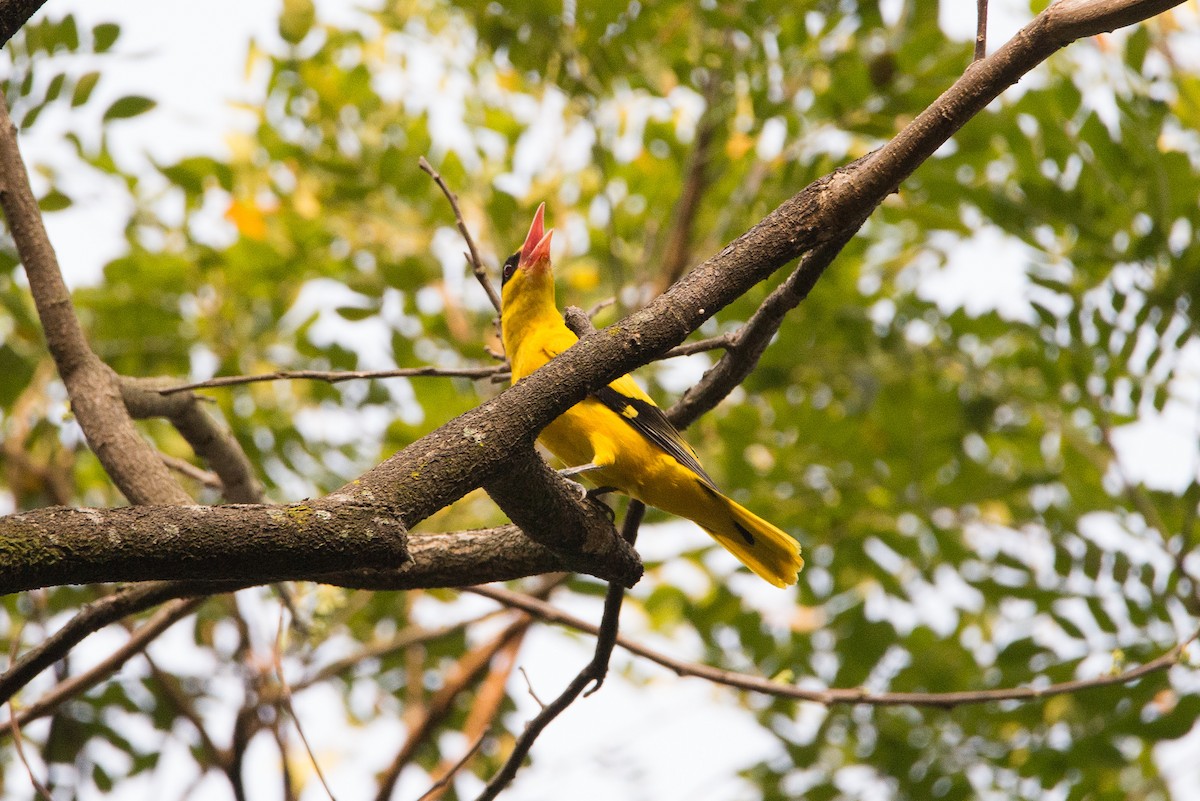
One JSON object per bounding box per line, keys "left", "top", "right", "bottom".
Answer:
{"left": 520, "top": 202, "right": 554, "bottom": 265}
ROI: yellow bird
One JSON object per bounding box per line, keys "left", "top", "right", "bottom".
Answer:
{"left": 500, "top": 204, "right": 804, "bottom": 587}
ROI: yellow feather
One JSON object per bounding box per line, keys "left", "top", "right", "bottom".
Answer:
{"left": 500, "top": 231, "right": 803, "bottom": 587}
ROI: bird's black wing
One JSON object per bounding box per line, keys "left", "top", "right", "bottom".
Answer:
{"left": 592, "top": 385, "right": 716, "bottom": 487}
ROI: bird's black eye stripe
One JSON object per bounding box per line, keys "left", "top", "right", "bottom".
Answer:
{"left": 501, "top": 253, "right": 519, "bottom": 286}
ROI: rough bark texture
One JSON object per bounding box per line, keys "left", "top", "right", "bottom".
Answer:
{"left": 0, "top": 0, "right": 47, "bottom": 47}
{"left": 0, "top": 502, "right": 409, "bottom": 594}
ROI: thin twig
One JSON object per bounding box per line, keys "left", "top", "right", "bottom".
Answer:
{"left": 660, "top": 333, "right": 737, "bottom": 360}
{"left": 975, "top": 0, "right": 990, "bottom": 62}
{"left": 518, "top": 666, "right": 545, "bottom": 710}
{"left": 161, "top": 453, "right": 223, "bottom": 489}
{"left": 6, "top": 626, "right": 54, "bottom": 801}
{"left": 469, "top": 589, "right": 1200, "bottom": 710}
{"left": 587, "top": 297, "right": 617, "bottom": 318}
{"left": 273, "top": 607, "right": 338, "bottom": 801}
{"left": 418, "top": 156, "right": 502, "bottom": 314}
{"left": 158, "top": 365, "right": 506, "bottom": 395}
{"left": 416, "top": 731, "right": 488, "bottom": 801}
{"left": 473, "top": 502, "right": 645, "bottom": 801}
{"left": 143, "top": 651, "right": 231, "bottom": 771}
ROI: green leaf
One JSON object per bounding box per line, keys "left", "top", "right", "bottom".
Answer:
{"left": 93, "top": 22, "right": 120, "bottom": 53}
{"left": 38, "top": 189, "right": 72, "bottom": 211}
{"left": 102, "top": 95, "right": 156, "bottom": 121}
{"left": 71, "top": 72, "right": 100, "bottom": 107}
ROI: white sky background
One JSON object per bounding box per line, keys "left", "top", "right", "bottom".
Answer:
{"left": 8, "top": 0, "right": 1200, "bottom": 799}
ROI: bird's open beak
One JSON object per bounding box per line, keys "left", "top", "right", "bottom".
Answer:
{"left": 520, "top": 202, "right": 554, "bottom": 266}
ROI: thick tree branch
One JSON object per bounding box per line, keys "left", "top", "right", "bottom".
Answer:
{"left": 0, "top": 528, "right": 582, "bottom": 705}
{"left": 0, "top": 95, "right": 190, "bottom": 505}
{"left": 0, "top": 0, "right": 47, "bottom": 47}
{"left": 483, "top": 447, "right": 641, "bottom": 586}
{"left": 0, "top": 502, "right": 409, "bottom": 595}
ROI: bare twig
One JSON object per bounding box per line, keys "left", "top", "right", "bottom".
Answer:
{"left": 1, "top": 597, "right": 204, "bottom": 737}
{"left": 418, "top": 156, "right": 502, "bottom": 314}
{"left": 271, "top": 722, "right": 300, "bottom": 801}
{"left": 161, "top": 453, "right": 223, "bottom": 489}
{"left": 975, "top": 0, "right": 990, "bottom": 61}
{"left": 273, "top": 608, "right": 338, "bottom": 801}
{"left": 471, "top": 590, "right": 1200, "bottom": 710}
{"left": 415, "top": 731, "right": 488, "bottom": 801}
{"left": 660, "top": 332, "right": 737, "bottom": 360}
{"left": 157, "top": 364, "right": 506, "bottom": 395}
{"left": 473, "top": 502, "right": 645, "bottom": 801}
{"left": 518, "top": 667, "right": 545, "bottom": 710}
{"left": 6, "top": 627, "right": 54, "bottom": 801}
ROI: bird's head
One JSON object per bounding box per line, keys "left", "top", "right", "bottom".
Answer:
{"left": 501, "top": 202, "right": 554, "bottom": 305}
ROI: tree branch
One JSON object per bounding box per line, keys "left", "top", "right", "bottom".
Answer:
{"left": 482, "top": 447, "right": 642, "bottom": 587}
{"left": 471, "top": 588, "right": 1200, "bottom": 709}
{"left": 975, "top": 0, "right": 990, "bottom": 61}
{"left": 0, "top": 528, "right": 586, "bottom": 705}
{"left": 0, "top": 95, "right": 190, "bottom": 505}
{"left": 0, "top": 0, "right": 48, "bottom": 47}
{"left": 122, "top": 378, "right": 264, "bottom": 503}
{"left": 473, "top": 502, "right": 645, "bottom": 801}
{"left": 668, "top": 234, "right": 850, "bottom": 430}
{"left": 156, "top": 365, "right": 505, "bottom": 395}
{"left": 0, "top": 502, "right": 409, "bottom": 596}
{"left": 418, "top": 155, "right": 502, "bottom": 314}
{"left": 0, "top": 597, "right": 204, "bottom": 738}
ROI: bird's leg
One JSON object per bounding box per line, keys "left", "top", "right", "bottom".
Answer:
{"left": 559, "top": 462, "right": 601, "bottom": 478}
{"left": 556, "top": 463, "right": 610, "bottom": 501}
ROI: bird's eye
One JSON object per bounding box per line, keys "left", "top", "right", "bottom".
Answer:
{"left": 501, "top": 253, "right": 519, "bottom": 286}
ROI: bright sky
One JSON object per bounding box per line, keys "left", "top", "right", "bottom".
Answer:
{"left": 10, "top": 0, "right": 1200, "bottom": 799}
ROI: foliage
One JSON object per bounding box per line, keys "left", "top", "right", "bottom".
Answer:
{"left": 2, "top": 2, "right": 1199, "bottom": 800}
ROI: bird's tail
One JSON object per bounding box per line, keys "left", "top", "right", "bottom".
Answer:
{"left": 700, "top": 494, "right": 804, "bottom": 588}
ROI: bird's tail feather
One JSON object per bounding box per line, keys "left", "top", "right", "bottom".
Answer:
{"left": 702, "top": 495, "right": 804, "bottom": 588}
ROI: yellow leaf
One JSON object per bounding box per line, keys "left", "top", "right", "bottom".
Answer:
{"left": 226, "top": 198, "right": 268, "bottom": 240}
{"left": 978, "top": 500, "right": 1011, "bottom": 526}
